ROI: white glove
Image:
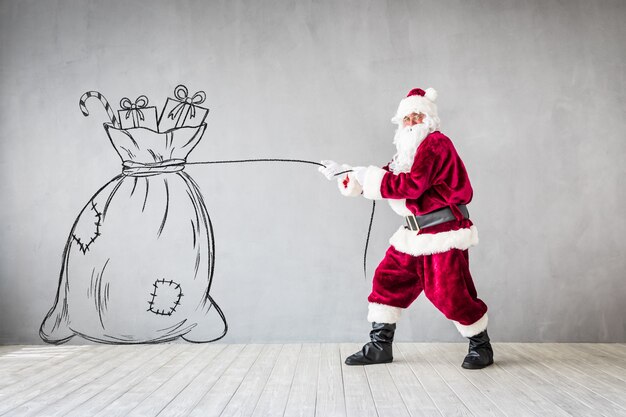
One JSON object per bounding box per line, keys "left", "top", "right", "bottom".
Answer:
{"left": 318, "top": 160, "right": 349, "bottom": 180}
{"left": 352, "top": 166, "right": 367, "bottom": 185}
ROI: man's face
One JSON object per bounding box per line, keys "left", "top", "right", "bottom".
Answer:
{"left": 402, "top": 112, "right": 425, "bottom": 127}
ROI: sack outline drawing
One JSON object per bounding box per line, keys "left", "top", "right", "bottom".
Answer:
{"left": 40, "top": 121, "right": 228, "bottom": 344}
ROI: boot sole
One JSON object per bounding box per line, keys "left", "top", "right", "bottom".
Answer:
{"left": 345, "top": 358, "right": 393, "bottom": 366}
{"left": 461, "top": 359, "right": 494, "bottom": 370}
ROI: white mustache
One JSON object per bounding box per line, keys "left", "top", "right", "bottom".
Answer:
{"left": 390, "top": 123, "right": 431, "bottom": 173}
{"left": 394, "top": 123, "right": 428, "bottom": 145}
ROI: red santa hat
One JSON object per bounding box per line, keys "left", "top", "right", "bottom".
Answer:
{"left": 391, "top": 87, "right": 438, "bottom": 124}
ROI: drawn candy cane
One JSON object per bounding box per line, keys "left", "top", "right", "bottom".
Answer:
{"left": 79, "top": 91, "right": 120, "bottom": 128}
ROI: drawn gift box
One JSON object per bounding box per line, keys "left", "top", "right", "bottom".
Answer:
{"left": 117, "top": 95, "right": 158, "bottom": 130}
{"left": 158, "top": 84, "right": 209, "bottom": 132}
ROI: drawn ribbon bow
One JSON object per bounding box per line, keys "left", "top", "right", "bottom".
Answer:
{"left": 120, "top": 95, "right": 149, "bottom": 123}
{"left": 168, "top": 84, "right": 206, "bottom": 122}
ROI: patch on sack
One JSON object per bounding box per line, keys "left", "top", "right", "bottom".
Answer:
{"left": 147, "top": 279, "right": 183, "bottom": 316}
{"left": 72, "top": 200, "right": 102, "bottom": 254}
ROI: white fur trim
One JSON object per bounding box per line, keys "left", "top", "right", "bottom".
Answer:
{"left": 454, "top": 313, "right": 488, "bottom": 337}
{"left": 367, "top": 303, "right": 403, "bottom": 324}
{"left": 388, "top": 199, "right": 412, "bottom": 216}
{"left": 424, "top": 88, "right": 438, "bottom": 102}
{"left": 337, "top": 172, "right": 362, "bottom": 197}
{"left": 391, "top": 89, "right": 439, "bottom": 124}
{"left": 362, "top": 166, "right": 386, "bottom": 200}
{"left": 389, "top": 225, "right": 479, "bottom": 256}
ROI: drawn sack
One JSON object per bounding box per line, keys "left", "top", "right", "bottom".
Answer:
{"left": 40, "top": 123, "right": 227, "bottom": 344}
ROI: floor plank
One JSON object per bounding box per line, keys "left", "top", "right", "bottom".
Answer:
{"left": 0, "top": 345, "right": 77, "bottom": 375}
{"left": 435, "top": 344, "right": 554, "bottom": 417}
{"left": 126, "top": 344, "right": 225, "bottom": 416}
{"left": 283, "top": 343, "right": 321, "bottom": 417}
{"left": 0, "top": 343, "right": 624, "bottom": 417}
{"left": 219, "top": 344, "right": 283, "bottom": 417}
{"left": 573, "top": 344, "right": 626, "bottom": 374}
{"left": 0, "top": 345, "right": 23, "bottom": 355}
{"left": 506, "top": 344, "right": 626, "bottom": 417}
{"left": 0, "top": 345, "right": 115, "bottom": 415}
{"left": 586, "top": 343, "right": 626, "bottom": 359}
{"left": 542, "top": 343, "right": 626, "bottom": 384}
{"left": 495, "top": 344, "right": 605, "bottom": 417}
{"left": 251, "top": 344, "right": 301, "bottom": 417}
{"left": 315, "top": 344, "right": 347, "bottom": 417}
{"left": 38, "top": 345, "right": 167, "bottom": 417}
{"left": 556, "top": 344, "right": 626, "bottom": 382}
{"left": 0, "top": 346, "right": 94, "bottom": 390}
{"left": 187, "top": 344, "right": 263, "bottom": 417}
{"left": 524, "top": 343, "right": 626, "bottom": 410}
{"left": 93, "top": 344, "right": 203, "bottom": 417}
{"left": 8, "top": 346, "right": 146, "bottom": 417}
{"left": 387, "top": 344, "right": 442, "bottom": 417}
{"left": 339, "top": 343, "right": 378, "bottom": 417}
{"left": 396, "top": 344, "right": 474, "bottom": 417}
{"left": 411, "top": 344, "right": 505, "bottom": 417}
{"left": 364, "top": 359, "right": 411, "bottom": 417}
{"left": 63, "top": 344, "right": 177, "bottom": 417}
{"left": 156, "top": 344, "right": 245, "bottom": 417}
{"left": 456, "top": 343, "right": 575, "bottom": 417}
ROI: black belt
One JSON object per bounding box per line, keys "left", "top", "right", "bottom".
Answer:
{"left": 405, "top": 205, "right": 470, "bottom": 231}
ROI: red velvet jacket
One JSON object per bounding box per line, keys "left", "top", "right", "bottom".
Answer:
{"left": 378, "top": 131, "right": 473, "bottom": 217}
{"left": 338, "top": 130, "right": 478, "bottom": 255}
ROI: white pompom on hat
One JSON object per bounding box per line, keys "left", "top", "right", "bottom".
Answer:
{"left": 391, "top": 87, "right": 439, "bottom": 124}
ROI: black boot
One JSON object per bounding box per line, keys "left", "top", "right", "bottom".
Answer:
{"left": 345, "top": 322, "right": 395, "bottom": 365}
{"left": 462, "top": 330, "right": 494, "bottom": 369}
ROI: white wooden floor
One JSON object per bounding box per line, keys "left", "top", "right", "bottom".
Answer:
{"left": 0, "top": 343, "right": 624, "bottom": 417}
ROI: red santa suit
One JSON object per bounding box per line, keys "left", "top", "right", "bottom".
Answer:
{"left": 337, "top": 88, "right": 488, "bottom": 338}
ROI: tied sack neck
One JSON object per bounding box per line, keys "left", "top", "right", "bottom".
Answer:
{"left": 122, "top": 159, "right": 186, "bottom": 177}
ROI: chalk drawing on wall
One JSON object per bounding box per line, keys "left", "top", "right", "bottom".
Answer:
{"left": 40, "top": 85, "right": 228, "bottom": 344}
{"left": 39, "top": 85, "right": 377, "bottom": 345}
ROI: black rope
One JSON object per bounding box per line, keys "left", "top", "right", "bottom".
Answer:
{"left": 364, "top": 201, "right": 375, "bottom": 279}
{"left": 186, "top": 158, "right": 324, "bottom": 167}
{"left": 186, "top": 157, "right": 375, "bottom": 278}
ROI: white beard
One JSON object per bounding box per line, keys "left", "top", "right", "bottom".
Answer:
{"left": 388, "top": 122, "right": 432, "bottom": 174}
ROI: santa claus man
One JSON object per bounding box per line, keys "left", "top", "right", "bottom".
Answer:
{"left": 319, "top": 88, "right": 493, "bottom": 369}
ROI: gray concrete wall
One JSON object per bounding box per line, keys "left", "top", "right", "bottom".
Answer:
{"left": 1, "top": 0, "right": 624, "bottom": 344}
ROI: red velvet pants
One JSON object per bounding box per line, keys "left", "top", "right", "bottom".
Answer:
{"left": 368, "top": 245, "right": 488, "bottom": 326}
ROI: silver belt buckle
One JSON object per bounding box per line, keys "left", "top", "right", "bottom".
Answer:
{"left": 406, "top": 215, "right": 420, "bottom": 231}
